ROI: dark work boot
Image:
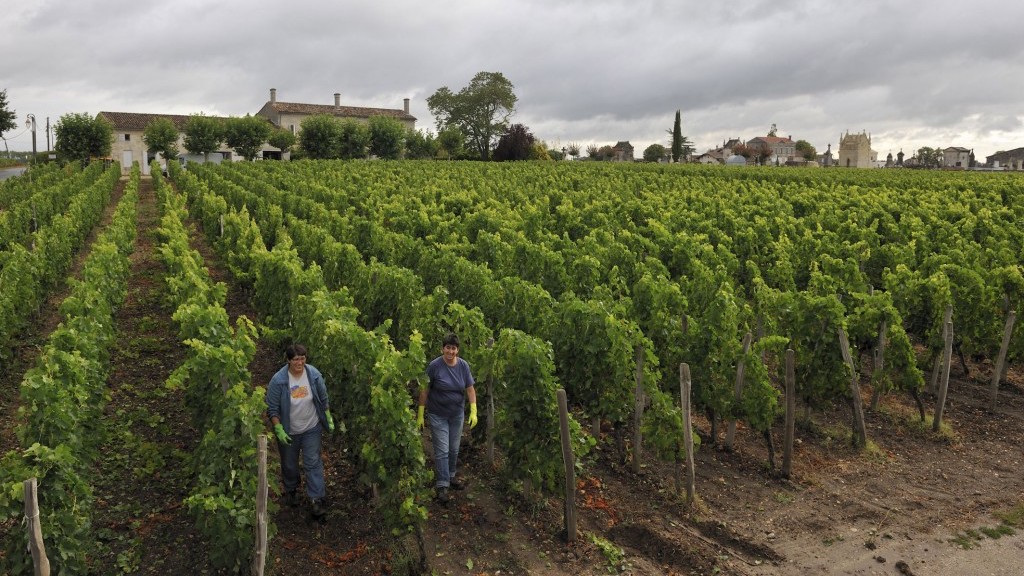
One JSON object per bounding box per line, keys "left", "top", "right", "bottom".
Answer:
{"left": 311, "top": 498, "right": 327, "bottom": 520}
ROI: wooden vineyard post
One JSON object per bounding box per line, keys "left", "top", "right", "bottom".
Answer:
{"left": 24, "top": 478, "right": 51, "bottom": 576}
{"left": 782, "top": 349, "right": 796, "bottom": 479}
{"left": 556, "top": 389, "right": 577, "bottom": 542}
{"left": 929, "top": 305, "right": 954, "bottom": 395}
{"left": 869, "top": 319, "right": 888, "bottom": 411}
{"left": 838, "top": 329, "right": 868, "bottom": 448}
{"left": 989, "top": 311, "right": 1016, "bottom": 412}
{"left": 725, "top": 332, "right": 753, "bottom": 451}
{"left": 485, "top": 338, "right": 496, "bottom": 467}
{"left": 487, "top": 389, "right": 496, "bottom": 467}
{"left": 252, "top": 435, "right": 269, "bottom": 576}
{"left": 934, "top": 320, "right": 954, "bottom": 431}
{"left": 679, "top": 364, "right": 696, "bottom": 504}
{"left": 632, "top": 345, "right": 645, "bottom": 474}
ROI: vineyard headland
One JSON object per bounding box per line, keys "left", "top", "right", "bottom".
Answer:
{"left": 1, "top": 160, "right": 1022, "bottom": 575}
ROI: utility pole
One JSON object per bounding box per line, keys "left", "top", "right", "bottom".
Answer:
{"left": 26, "top": 114, "right": 37, "bottom": 161}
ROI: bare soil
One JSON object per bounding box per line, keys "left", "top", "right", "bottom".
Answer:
{"left": 3, "top": 177, "right": 1023, "bottom": 575}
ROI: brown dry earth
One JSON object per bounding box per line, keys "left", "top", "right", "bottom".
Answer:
{"left": 3, "top": 175, "right": 1023, "bottom": 575}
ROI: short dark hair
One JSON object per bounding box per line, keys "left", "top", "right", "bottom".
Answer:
{"left": 442, "top": 333, "right": 460, "bottom": 348}
{"left": 285, "top": 343, "right": 307, "bottom": 360}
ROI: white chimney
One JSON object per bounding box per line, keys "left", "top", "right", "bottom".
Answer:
{"left": 403, "top": 98, "right": 410, "bottom": 114}
{"left": 270, "top": 88, "right": 277, "bottom": 103}
{"left": 334, "top": 93, "right": 341, "bottom": 110}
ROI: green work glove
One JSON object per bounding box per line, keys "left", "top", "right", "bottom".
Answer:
{"left": 416, "top": 405, "right": 425, "bottom": 430}
{"left": 325, "top": 410, "right": 335, "bottom": 433}
{"left": 468, "top": 402, "right": 478, "bottom": 429}
{"left": 273, "top": 423, "right": 292, "bottom": 445}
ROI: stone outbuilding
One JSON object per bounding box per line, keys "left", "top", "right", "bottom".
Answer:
{"left": 837, "top": 130, "right": 877, "bottom": 168}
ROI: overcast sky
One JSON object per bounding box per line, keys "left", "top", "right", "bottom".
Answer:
{"left": 3, "top": 0, "right": 1023, "bottom": 160}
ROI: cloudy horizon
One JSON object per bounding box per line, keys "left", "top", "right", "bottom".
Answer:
{"left": 2, "top": 0, "right": 1022, "bottom": 161}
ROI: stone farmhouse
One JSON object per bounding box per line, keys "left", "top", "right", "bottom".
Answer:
{"left": 256, "top": 88, "right": 415, "bottom": 136}
{"left": 610, "top": 141, "right": 634, "bottom": 162}
{"left": 942, "top": 146, "right": 972, "bottom": 168}
{"left": 99, "top": 88, "right": 415, "bottom": 174}
{"left": 985, "top": 147, "right": 1024, "bottom": 170}
{"left": 98, "top": 111, "right": 241, "bottom": 175}
{"left": 746, "top": 135, "right": 796, "bottom": 164}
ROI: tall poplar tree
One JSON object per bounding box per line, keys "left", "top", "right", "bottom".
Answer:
{"left": 671, "top": 109, "right": 682, "bottom": 163}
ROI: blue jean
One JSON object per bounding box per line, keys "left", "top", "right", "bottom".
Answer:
{"left": 428, "top": 411, "right": 464, "bottom": 488}
{"left": 277, "top": 424, "right": 325, "bottom": 500}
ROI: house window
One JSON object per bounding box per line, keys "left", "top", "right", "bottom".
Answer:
{"left": 290, "top": 124, "right": 295, "bottom": 134}
{"left": 124, "top": 134, "right": 131, "bottom": 141}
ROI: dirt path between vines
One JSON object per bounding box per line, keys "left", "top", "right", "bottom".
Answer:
{"left": 0, "top": 176, "right": 128, "bottom": 461}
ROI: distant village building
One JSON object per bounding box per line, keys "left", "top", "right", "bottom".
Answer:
{"left": 611, "top": 141, "right": 634, "bottom": 162}
{"left": 897, "top": 149, "right": 905, "bottom": 166}
{"left": 701, "top": 138, "right": 743, "bottom": 164}
{"left": 725, "top": 154, "right": 748, "bottom": 166}
{"left": 256, "top": 88, "right": 416, "bottom": 136}
{"left": 885, "top": 152, "right": 894, "bottom": 168}
{"left": 986, "top": 147, "right": 1024, "bottom": 170}
{"left": 942, "top": 146, "right": 972, "bottom": 168}
{"left": 98, "top": 88, "right": 415, "bottom": 174}
{"left": 837, "top": 130, "right": 877, "bottom": 168}
{"left": 818, "top": 143, "right": 834, "bottom": 167}
{"left": 746, "top": 135, "right": 796, "bottom": 163}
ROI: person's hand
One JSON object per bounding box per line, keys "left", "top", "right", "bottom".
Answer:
{"left": 273, "top": 423, "right": 292, "bottom": 445}
{"left": 325, "top": 410, "right": 335, "bottom": 433}
{"left": 468, "top": 402, "right": 478, "bottom": 429}
{"left": 416, "top": 405, "right": 425, "bottom": 430}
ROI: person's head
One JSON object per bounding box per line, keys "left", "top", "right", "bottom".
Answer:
{"left": 442, "top": 333, "right": 460, "bottom": 349}
{"left": 441, "top": 333, "right": 460, "bottom": 364}
{"left": 285, "top": 343, "right": 307, "bottom": 372}
{"left": 285, "top": 343, "right": 307, "bottom": 360}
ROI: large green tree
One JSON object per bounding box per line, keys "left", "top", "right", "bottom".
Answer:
{"left": 916, "top": 146, "right": 942, "bottom": 168}
{"left": 267, "top": 128, "right": 296, "bottom": 158}
{"left": 0, "top": 89, "right": 16, "bottom": 145}
{"left": 436, "top": 126, "right": 465, "bottom": 160}
{"left": 404, "top": 128, "right": 438, "bottom": 159}
{"left": 338, "top": 120, "right": 370, "bottom": 160}
{"left": 794, "top": 139, "right": 817, "bottom": 161}
{"left": 183, "top": 114, "right": 224, "bottom": 162}
{"left": 427, "top": 71, "right": 517, "bottom": 161}
{"left": 643, "top": 143, "right": 668, "bottom": 163}
{"left": 368, "top": 115, "right": 406, "bottom": 160}
{"left": 299, "top": 114, "right": 342, "bottom": 159}
{"left": 224, "top": 115, "right": 272, "bottom": 161}
{"left": 54, "top": 112, "right": 112, "bottom": 164}
{"left": 144, "top": 117, "right": 180, "bottom": 163}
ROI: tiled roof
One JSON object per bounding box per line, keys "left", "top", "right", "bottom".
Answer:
{"left": 267, "top": 101, "right": 415, "bottom": 120}
{"left": 748, "top": 135, "right": 794, "bottom": 144}
{"left": 97, "top": 111, "right": 236, "bottom": 131}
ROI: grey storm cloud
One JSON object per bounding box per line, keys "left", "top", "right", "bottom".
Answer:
{"left": 2, "top": 0, "right": 1023, "bottom": 158}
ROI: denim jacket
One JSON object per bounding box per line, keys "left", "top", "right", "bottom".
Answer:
{"left": 266, "top": 363, "right": 329, "bottom": 433}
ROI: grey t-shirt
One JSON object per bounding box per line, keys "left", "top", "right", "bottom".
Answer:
{"left": 288, "top": 370, "right": 319, "bottom": 434}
